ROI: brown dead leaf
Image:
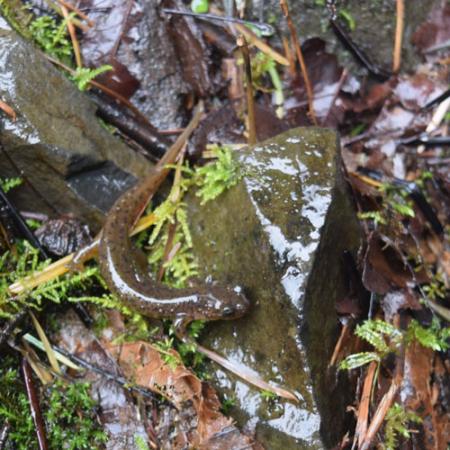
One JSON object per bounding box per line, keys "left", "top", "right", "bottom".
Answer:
{"left": 107, "top": 341, "right": 259, "bottom": 449}
{"left": 286, "top": 38, "right": 344, "bottom": 126}
{"left": 362, "top": 233, "right": 416, "bottom": 294}
{"left": 393, "top": 73, "right": 447, "bottom": 111}
{"left": 78, "top": 0, "right": 141, "bottom": 99}
{"left": 412, "top": 1, "right": 450, "bottom": 55}
{"left": 341, "top": 81, "right": 393, "bottom": 114}
{"left": 163, "top": 0, "right": 212, "bottom": 97}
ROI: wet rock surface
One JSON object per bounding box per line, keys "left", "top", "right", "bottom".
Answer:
{"left": 0, "top": 17, "right": 152, "bottom": 232}
{"left": 188, "top": 128, "right": 361, "bottom": 449}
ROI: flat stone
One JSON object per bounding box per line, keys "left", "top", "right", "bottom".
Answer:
{"left": 0, "top": 17, "right": 152, "bottom": 231}
{"left": 188, "top": 128, "right": 361, "bottom": 449}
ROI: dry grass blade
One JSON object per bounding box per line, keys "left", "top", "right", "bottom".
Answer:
{"left": 418, "top": 96, "right": 450, "bottom": 153}
{"left": 43, "top": 0, "right": 88, "bottom": 31}
{"left": 329, "top": 323, "right": 350, "bottom": 367}
{"left": 60, "top": 5, "right": 82, "bottom": 68}
{"left": 237, "top": 35, "right": 257, "bottom": 145}
{"left": 29, "top": 312, "right": 61, "bottom": 375}
{"left": 22, "top": 333, "right": 82, "bottom": 371}
{"left": 234, "top": 23, "right": 289, "bottom": 66}
{"left": 427, "top": 299, "right": 450, "bottom": 321}
{"left": 360, "top": 376, "right": 401, "bottom": 450}
{"left": 7, "top": 213, "right": 158, "bottom": 295}
{"left": 16, "top": 342, "right": 53, "bottom": 385}
{"left": 56, "top": 0, "right": 94, "bottom": 27}
{"left": 196, "top": 342, "right": 299, "bottom": 403}
{"left": 355, "top": 360, "right": 378, "bottom": 448}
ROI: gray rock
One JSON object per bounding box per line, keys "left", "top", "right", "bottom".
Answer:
{"left": 188, "top": 128, "right": 361, "bottom": 449}
{"left": 0, "top": 17, "right": 152, "bottom": 232}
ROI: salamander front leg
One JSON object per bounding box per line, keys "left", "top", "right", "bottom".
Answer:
{"left": 173, "top": 314, "right": 192, "bottom": 341}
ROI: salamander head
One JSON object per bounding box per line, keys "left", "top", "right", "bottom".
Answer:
{"left": 196, "top": 286, "right": 250, "bottom": 321}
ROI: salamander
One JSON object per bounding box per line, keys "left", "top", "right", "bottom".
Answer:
{"left": 97, "top": 107, "right": 250, "bottom": 329}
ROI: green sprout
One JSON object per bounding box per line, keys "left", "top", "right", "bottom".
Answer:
{"left": 70, "top": 65, "right": 113, "bottom": 91}
{"left": 0, "top": 176, "right": 22, "bottom": 193}
{"left": 382, "top": 403, "right": 422, "bottom": 450}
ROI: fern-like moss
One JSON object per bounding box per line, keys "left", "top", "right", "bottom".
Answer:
{"left": 382, "top": 403, "right": 422, "bottom": 450}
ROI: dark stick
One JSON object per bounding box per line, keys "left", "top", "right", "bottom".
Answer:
{"left": 0, "top": 186, "right": 49, "bottom": 259}
{"left": 401, "top": 133, "right": 450, "bottom": 146}
{"left": 423, "top": 88, "right": 450, "bottom": 110}
{"left": 21, "top": 358, "right": 49, "bottom": 450}
{"left": 91, "top": 92, "right": 170, "bottom": 160}
{"left": 329, "top": 18, "right": 392, "bottom": 81}
{"left": 161, "top": 8, "right": 274, "bottom": 36}
{"left": 52, "top": 345, "right": 157, "bottom": 400}
{"left": 237, "top": 35, "right": 257, "bottom": 145}
{"left": 356, "top": 167, "right": 444, "bottom": 235}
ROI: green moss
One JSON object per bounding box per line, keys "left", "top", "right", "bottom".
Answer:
{"left": 0, "top": 358, "right": 106, "bottom": 449}
{"left": 382, "top": 403, "right": 422, "bottom": 450}
{"left": 0, "top": 176, "right": 22, "bottom": 193}
{"left": 0, "top": 0, "right": 33, "bottom": 39}
{"left": 29, "top": 15, "right": 73, "bottom": 64}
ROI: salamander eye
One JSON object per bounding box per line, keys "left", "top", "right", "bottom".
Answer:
{"left": 222, "top": 306, "right": 235, "bottom": 317}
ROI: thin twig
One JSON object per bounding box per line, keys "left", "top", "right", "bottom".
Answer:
{"left": 329, "top": 323, "right": 349, "bottom": 367}
{"left": 354, "top": 361, "right": 378, "bottom": 448}
{"left": 21, "top": 357, "right": 49, "bottom": 450}
{"left": 56, "top": 0, "right": 94, "bottom": 26}
{"left": 323, "top": 68, "right": 348, "bottom": 125}
{"left": 282, "top": 35, "right": 296, "bottom": 76}
{"left": 60, "top": 5, "right": 82, "bottom": 68}
{"left": 0, "top": 99, "right": 16, "bottom": 121}
{"left": 196, "top": 342, "right": 299, "bottom": 402}
{"left": 392, "top": 0, "right": 404, "bottom": 73}
{"left": 418, "top": 96, "right": 450, "bottom": 153}
{"left": 0, "top": 185, "right": 49, "bottom": 259}
{"left": 237, "top": 35, "right": 257, "bottom": 145}
{"left": 51, "top": 345, "right": 157, "bottom": 400}
{"left": 279, "top": 0, "right": 317, "bottom": 124}
{"left": 234, "top": 23, "right": 289, "bottom": 66}
{"left": 329, "top": 18, "right": 392, "bottom": 81}
{"left": 111, "top": 0, "right": 134, "bottom": 58}
{"left": 360, "top": 376, "right": 401, "bottom": 450}
{"left": 42, "top": 0, "right": 89, "bottom": 31}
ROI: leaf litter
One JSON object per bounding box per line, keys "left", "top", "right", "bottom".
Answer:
{"left": 2, "top": 0, "right": 450, "bottom": 448}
